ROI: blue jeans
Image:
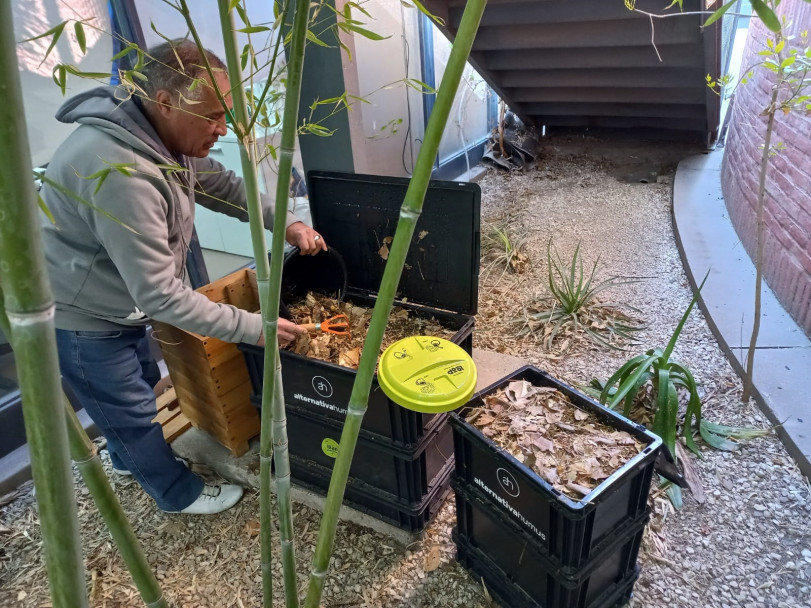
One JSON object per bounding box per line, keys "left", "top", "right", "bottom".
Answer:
{"left": 56, "top": 327, "right": 203, "bottom": 511}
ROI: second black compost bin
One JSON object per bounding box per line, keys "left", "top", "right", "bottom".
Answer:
{"left": 240, "top": 171, "right": 481, "bottom": 531}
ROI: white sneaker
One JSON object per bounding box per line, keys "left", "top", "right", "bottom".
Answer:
{"left": 168, "top": 484, "right": 244, "bottom": 515}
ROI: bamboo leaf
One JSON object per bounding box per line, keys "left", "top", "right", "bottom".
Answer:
{"left": 39, "top": 174, "right": 139, "bottom": 233}
{"left": 74, "top": 21, "right": 87, "bottom": 54}
{"left": 63, "top": 65, "right": 111, "bottom": 79}
{"left": 37, "top": 194, "right": 56, "bottom": 224}
{"left": 751, "top": 0, "right": 782, "bottom": 32}
{"left": 111, "top": 44, "right": 136, "bottom": 61}
{"left": 22, "top": 21, "right": 68, "bottom": 64}
{"left": 703, "top": 0, "right": 737, "bottom": 28}
{"left": 403, "top": 0, "right": 446, "bottom": 26}
{"left": 237, "top": 26, "right": 271, "bottom": 33}
{"left": 339, "top": 22, "right": 390, "bottom": 41}
{"left": 306, "top": 29, "right": 331, "bottom": 47}
{"left": 52, "top": 64, "right": 67, "bottom": 95}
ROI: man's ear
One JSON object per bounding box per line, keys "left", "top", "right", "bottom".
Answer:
{"left": 153, "top": 90, "right": 175, "bottom": 118}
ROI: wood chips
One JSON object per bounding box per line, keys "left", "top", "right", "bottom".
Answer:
{"left": 467, "top": 379, "right": 644, "bottom": 500}
{"left": 285, "top": 292, "right": 458, "bottom": 369}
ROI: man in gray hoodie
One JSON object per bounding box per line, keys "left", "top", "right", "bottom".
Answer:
{"left": 40, "top": 40, "right": 326, "bottom": 514}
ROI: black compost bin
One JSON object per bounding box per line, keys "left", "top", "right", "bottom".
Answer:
{"left": 450, "top": 366, "right": 661, "bottom": 575}
{"left": 453, "top": 530, "right": 642, "bottom": 608}
{"left": 240, "top": 171, "right": 480, "bottom": 530}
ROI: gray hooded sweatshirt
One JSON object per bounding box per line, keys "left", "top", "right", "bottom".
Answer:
{"left": 41, "top": 86, "right": 297, "bottom": 344}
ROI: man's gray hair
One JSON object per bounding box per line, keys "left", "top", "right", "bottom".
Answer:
{"left": 140, "top": 39, "right": 227, "bottom": 102}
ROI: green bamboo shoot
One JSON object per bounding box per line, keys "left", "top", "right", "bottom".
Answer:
{"left": 0, "top": 1, "right": 86, "bottom": 605}
{"left": 303, "top": 2, "right": 489, "bottom": 606}
{"left": 215, "top": 0, "right": 308, "bottom": 605}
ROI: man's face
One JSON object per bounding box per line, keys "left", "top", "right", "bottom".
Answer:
{"left": 158, "top": 71, "right": 232, "bottom": 158}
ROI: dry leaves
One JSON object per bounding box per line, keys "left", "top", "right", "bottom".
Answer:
{"left": 379, "top": 236, "right": 393, "bottom": 260}
{"left": 423, "top": 545, "right": 442, "bottom": 572}
{"left": 468, "top": 380, "right": 644, "bottom": 500}
{"left": 285, "top": 292, "right": 457, "bottom": 369}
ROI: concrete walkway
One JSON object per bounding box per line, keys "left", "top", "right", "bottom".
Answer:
{"left": 673, "top": 151, "right": 811, "bottom": 479}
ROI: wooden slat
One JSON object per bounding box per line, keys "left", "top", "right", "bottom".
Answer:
{"left": 162, "top": 413, "right": 192, "bottom": 443}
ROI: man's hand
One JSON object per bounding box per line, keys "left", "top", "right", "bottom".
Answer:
{"left": 256, "top": 319, "right": 307, "bottom": 346}
{"left": 285, "top": 221, "right": 327, "bottom": 255}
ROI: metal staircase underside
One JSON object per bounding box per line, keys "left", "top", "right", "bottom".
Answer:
{"left": 423, "top": 0, "right": 721, "bottom": 144}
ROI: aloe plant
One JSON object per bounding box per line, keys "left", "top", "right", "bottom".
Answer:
{"left": 519, "top": 239, "right": 644, "bottom": 351}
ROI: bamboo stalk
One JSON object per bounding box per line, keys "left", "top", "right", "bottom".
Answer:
{"left": 0, "top": 298, "right": 165, "bottom": 607}
{"left": 63, "top": 403, "right": 168, "bottom": 608}
{"left": 215, "top": 1, "right": 306, "bottom": 606}
{"left": 0, "top": 2, "right": 86, "bottom": 606}
{"left": 303, "top": 2, "right": 488, "bottom": 605}
{"left": 260, "top": 0, "right": 311, "bottom": 603}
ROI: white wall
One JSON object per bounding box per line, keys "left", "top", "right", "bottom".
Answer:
{"left": 13, "top": 0, "right": 113, "bottom": 167}
{"left": 341, "top": 0, "right": 492, "bottom": 179}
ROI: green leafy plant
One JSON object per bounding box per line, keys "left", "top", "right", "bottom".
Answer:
{"left": 517, "top": 239, "right": 644, "bottom": 351}
{"left": 595, "top": 274, "right": 709, "bottom": 459}
{"left": 588, "top": 273, "right": 770, "bottom": 505}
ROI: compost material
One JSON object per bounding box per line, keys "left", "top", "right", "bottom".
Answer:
{"left": 468, "top": 380, "right": 643, "bottom": 499}
{"left": 285, "top": 292, "right": 457, "bottom": 369}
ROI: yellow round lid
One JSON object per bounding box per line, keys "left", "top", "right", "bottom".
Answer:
{"left": 378, "top": 336, "right": 477, "bottom": 413}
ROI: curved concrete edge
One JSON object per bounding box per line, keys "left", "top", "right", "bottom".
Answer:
{"left": 673, "top": 151, "right": 811, "bottom": 480}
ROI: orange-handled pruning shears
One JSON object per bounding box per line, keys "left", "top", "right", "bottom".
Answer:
{"left": 300, "top": 314, "right": 351, "bottom": 337}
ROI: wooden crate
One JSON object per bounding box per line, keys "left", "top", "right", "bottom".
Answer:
{"left": 152, "top": 268, "right": 260, "bottom": 456}
{"left": 153, "top": 387, "right": 192, "bottom": 443}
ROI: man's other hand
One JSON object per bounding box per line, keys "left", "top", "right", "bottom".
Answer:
{"left": 256, "top": 319, "right": 306, "bottom": 346}
{"left": 285, "top": 221, "right": 327, "bottom": 255}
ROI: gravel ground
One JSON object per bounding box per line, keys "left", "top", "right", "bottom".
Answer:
{"left": 1, "top": 138, "right": 810, "bottom": 607}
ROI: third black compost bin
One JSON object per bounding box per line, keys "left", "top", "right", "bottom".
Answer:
{"left": 450, "top": 365, "right": 661, "bottom": 604}
{"left": 240, "top": 171, "right": 481, "bottom": 531}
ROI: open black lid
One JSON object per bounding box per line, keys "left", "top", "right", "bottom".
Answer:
{"left": 307, "top": 171, "right": 481, "bottom": 315}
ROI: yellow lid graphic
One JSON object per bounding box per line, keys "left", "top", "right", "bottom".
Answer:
{"left": 377, "top": 336, "right": 477, "bottom": 413}
{"left": 321, "top": 438, "right": 339, "bottom": 459}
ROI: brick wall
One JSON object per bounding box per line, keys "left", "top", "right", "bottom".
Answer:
{"left": 721, "top": 0, "right": 811, "bottom": 335}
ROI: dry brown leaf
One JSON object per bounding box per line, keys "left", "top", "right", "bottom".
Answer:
{"left": 574, "top": 409, "right": 589, "bottom": 421}
{"left": 423, "top": 545, "right": 442, "bottom": 572}
{"left": 476, "top": 414, "right": 496, "bottom": 426}
{"left": 378, "top": 242, "right": 390, "bottom": 260}
{"left": 339, "top": 347, "right": 361, "bottom": 369}
{"left": 245, "top": 519, "right": 260, "bottom": 538}
{"left": 531, "top": 434, "right": 554, "bottom": 452}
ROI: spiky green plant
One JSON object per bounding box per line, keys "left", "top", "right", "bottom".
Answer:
{"left": 519, "top": 239, "right": 644, "bottom": 351}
